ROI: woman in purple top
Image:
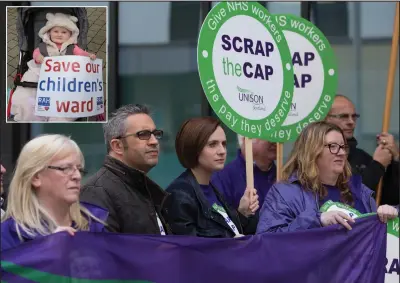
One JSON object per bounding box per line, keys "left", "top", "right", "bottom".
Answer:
{"left": 166, "top": 117, "right": 259, "bottom": 238}
{"left": 1, "top": 134, "right": 108, "bottom": 252}
{"left": 257, "top": 121, "right": 398, "bottom": 233}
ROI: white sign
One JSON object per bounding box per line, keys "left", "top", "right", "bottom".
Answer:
{"left": 34, "top": 56, "right": 104, "bottom": 118}
{"left": 386, "top": 218, "right": 399, "bottom": 283}
{"left": 197, "top": 2, "right": 295, "bottom": 139}
{"left": 268, "top": 14, "right": 337, "bottom": 142}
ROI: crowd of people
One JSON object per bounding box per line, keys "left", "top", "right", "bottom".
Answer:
{"left": 1, "top": 95, "right": 399, "bottom": 251}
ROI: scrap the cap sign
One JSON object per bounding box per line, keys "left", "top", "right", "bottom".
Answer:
{"left": 198, "top": 2, "right": 339, "bottom": 141}
{"left": 268, "top": 14, "right": 337, "bottom": 142}
{"left": 198, "top": 1, "right": 294, "bottom": 139}
{"left": 35, "top": 55, "right": 104, "bottom": 118}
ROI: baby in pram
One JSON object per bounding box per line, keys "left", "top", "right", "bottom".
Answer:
{"left": 11, "top": 12, "right": 97, "bottom": 122}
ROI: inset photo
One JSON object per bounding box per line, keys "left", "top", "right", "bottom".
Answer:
{"left": 6, "top": 6, "right": 108, "bottom": 123}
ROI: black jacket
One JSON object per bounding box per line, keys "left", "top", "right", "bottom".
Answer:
{"left": 347, "top": 137, "right": 399, "bottom": 205}
{"left": 165, "top": 170, "right": 257, "bottom": 238}
{"left": 80, "top": 156, "right": 172, "bottom": 235}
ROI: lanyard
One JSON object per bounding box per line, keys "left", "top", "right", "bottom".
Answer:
{"left": 156, "top": 213, "right": 166, "bottom": 235}
{"left": 212, "top": 203, "right": 240, "bottom": 236}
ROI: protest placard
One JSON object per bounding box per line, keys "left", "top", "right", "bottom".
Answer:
{"left": 34, "top": 55, "right": 104, "bottom": 118}
{"left": 197, "top": 2, "right": 294, "bottom": 139}
{"left": 269, "top": 14, "right": 337, "bottom": 142}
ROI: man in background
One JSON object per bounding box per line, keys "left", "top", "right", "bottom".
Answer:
{"left": 326, "top": 95, "right": 399, "bottom": 205}
{"left": 212, "top": 135, "right": 276, "bottom": 213}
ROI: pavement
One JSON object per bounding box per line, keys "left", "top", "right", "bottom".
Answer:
{"left": 6, "top": 7, "right": 107, "bottom": 91}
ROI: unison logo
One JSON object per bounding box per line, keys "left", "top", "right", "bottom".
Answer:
{"left": 237, "top": 86, "right": 266, "bottom": 111}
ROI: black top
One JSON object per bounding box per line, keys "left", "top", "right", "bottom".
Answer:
{"left": 347, "top": 137, "right": 399, "bottom": 205}
{"left": 80, "top": 155, "right": 172, "bottom": 235}
{"left": 165, "top": 169, "right": 257, "bottom": 238}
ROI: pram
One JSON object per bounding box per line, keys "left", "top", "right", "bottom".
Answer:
{"left": 7, "top": 7, "right": 105, "bottom": 122}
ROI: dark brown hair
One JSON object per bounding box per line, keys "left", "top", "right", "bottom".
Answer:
{"left": 175, "top": 117, "right": 221, "bottom": 169}
{"left": 282, "top": 121, "right": 354, "bottom": 206}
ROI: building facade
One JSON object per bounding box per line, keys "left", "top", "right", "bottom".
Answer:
{"left": 1, "top": 1, "right": 399, "bottom": 190}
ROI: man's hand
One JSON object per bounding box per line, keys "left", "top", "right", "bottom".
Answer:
{"left": 378, "top": 132, "right": 399, "bottom": 162}
{"left": 373, "top": 144, "right": 392, "bottom": 168}
{"left": 377, "top": 205, "right": 398, "bottom": 223}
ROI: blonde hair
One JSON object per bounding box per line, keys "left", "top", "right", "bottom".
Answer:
{"left": 282, "top": 121, "right": 353, "bottom": 205}
{"left": 2, "top": 134, "right": 103, "bottom": 240}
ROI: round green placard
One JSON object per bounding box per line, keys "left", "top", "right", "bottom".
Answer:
{"left": 268, "top": 14, "right": 338, "bottom": 142}
{"left": 197, "top": 2, "right": 294, "bottom": 139}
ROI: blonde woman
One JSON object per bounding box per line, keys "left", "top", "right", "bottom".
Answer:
{"left": 256, "top": 121, "right": 398, "bottom": 233}
{"left": 1, "top": 134, "right": 108, "bottom": 251}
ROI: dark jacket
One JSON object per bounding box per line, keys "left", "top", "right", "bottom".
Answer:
{"left": 347, "top": 137, "right": 399, "bottom": 205}
{"left": 1, "top": 202, "right": 108, "bottom": 252}
{"left": 80, "top": 155, "right": 172, "bottom": 235}
{"left": 256, "top": 174, "right": 376, "bottom": 234}
{"left": 165, "top": 169, "right": 257, "bottom": 238}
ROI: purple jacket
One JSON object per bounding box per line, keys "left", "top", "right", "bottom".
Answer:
{"left": 256, "top": 174, "right": 377, "bottom": 234}
{"left": 212, "top": 149, "right": 276, "bottom": 209}
{"left": 1, "top": 202, "right": 108, "bottom": 252}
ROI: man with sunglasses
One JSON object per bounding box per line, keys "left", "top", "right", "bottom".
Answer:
{"left": 80, "top": 104, "right": 171, "bottom": 235}
{"left": 326, "top": 95, "right": 399, "bottom": 205}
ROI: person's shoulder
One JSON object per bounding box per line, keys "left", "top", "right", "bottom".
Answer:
{"left": 272, "top": 181, "right": 302, "bottom": 192}
{"left": 351, "top": 145, "right": 372, "bottom": 160}
{"left": 350, "top": 175, "right": 374, "bottom": 195}
{"left": 80, "top": 202, "right": 108, "bottom": 219}
{"left": 1, "top": 218, "right": 21, "bottom": 252}
{"left": 166, "top": 171, "right": 196, "bottom": 195}
{"left": 268, "top": 181, "right": 304, "bottom": 200}
{"left": 82, "top": 166, "right": 124, "bottom": 192}
{"left": 1, "top": 217, "right": 15, "bottom": 229}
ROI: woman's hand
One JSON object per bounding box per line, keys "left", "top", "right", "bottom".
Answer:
{"left": 320, "top": 211, "right": 355, "bottom": 230}
{"left": 89, "top": 53, "right": 97, "bottom": 60}
{"left": 377, "top": 205, "right": 398, "bottom": 223}
{"left": 53, "top": 226, "right": 76, "bottom": 236}
{"left": 238, "top": 188, "right": 259, "bottom": 217}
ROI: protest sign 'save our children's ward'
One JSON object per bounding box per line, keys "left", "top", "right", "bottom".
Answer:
{"left": 35, "top": 55, "right": 104, "bottom": 118}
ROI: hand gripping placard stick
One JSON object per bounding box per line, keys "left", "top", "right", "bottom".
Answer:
{"left": 376, "top": 2, "right": 399, "bottom": 206}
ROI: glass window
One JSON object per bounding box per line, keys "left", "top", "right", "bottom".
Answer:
{"left": 310, "top": 2, "right": 399, "bottom": 155}
{"left": 170, "top": 2, "right": 200, "bottom": 42}
{"left": 118, "top": 2, "right": 202, "bottom": 188}
{"left": 313, "top": 2, "right": 348, "bottom": 38}
{"left": 118, "top": 2, "right": 171, "bottom": 45}
{"left": 359, "top": 2, "right": 397, "bottom": 39}
{"left": 266, "top": 2, "right": 301, "bottom": 16}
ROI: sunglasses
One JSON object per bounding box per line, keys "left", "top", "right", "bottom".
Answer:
{"left": 117, "top": 130, "right": 164, "bottom": 141}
